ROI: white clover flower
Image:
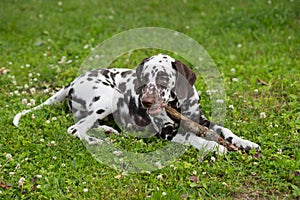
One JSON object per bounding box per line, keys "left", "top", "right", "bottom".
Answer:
{"left": 30, "top": 99, "right": 35, "bottom": 106}
{"left": 51, "top": 141, "right": 56, "bottom": 145}
{"left": 157, "top": 174, "right": 163, "bottom": 181}
{"left": 155, "top": 161, "right": 163, "bottom": 169}
{"left": 202, "top": 171, "right": 206, "bottom": 175}
{"left": 25, "top": 64, "right": 30, "bottom": 68}
{"left": 9, "top": 172, "right": 15, "bottom": 176}
{"left": 232, "top": 78, "right": 238, "bottom": 82}
{"left": 83, "top": 188, "right": 88, "bottom": 192}
{"left": 162, "top": 192, "right": 167, "bottom": 196}
{"left": 211, "top": 156, "right": 216, "bottom": 162}
{"left": 58, "top": 1, "right": 62, "bottom": 6}
{"left": 31, "top": 114, "right": 35, "bottom": 119}
{"left": 18, "top": 177, "right": 25, "bottom": 187}
{"left": 237, "top": 44, "right": 242, "bottom": 48}
{"left": 58, "top": 56, "right": 67, "bottom": 64}
{"left": 19, "top": 177, "right": 25, "bottom": 182}
{"left": 254, "top": 89, "right": 259, "bottom": 93}
{"left": 83, "top": 44, "right": 89, "bottom": 49}
{"left": 277, "top": 148, "right": 282, "bottom": 155}
{"left": 26, "top": 103, "right": 32, "bottom": 107}
{"left": 53, "top": 156, "right": 57, "bottom": 160}
{"left": 36, "top": 174, "right": 42, "bottom": 178}
{"left": 260, "top": 112, "right": 267, "bottom": 118}
{"left": 15, "top": 163, "right": 21, "bottom": 170}
{"left": 230, "top": 68, "right": 236, "bottom": 73}
{"left": 216, "top": 99, "right": 224, "bottom": 103}
{"left": 43, "top": 88, "right": 50, "bottom": 93}
{"left": 45, "top": 120, "right": 50, "bottom": 124}
{"left": 229, "top": 105, "right": 234, "bottom": 109}
{"left": 61, "top": 163, "right": 66, "bottom": 167}
{"left": 21, "top": 99, "right": 28, "bottom": 104}
{"left": 30, "top": 87, "right": 36, "bottom": 94}
{"left": 51, "top": 117, "right": 57, "bottom": 121}
{"left": 40, "top": 138, "right": 45, "bottom": 143}
{"left": 28, "top": 73, "right": 33, "bottom": 77}
{"left": 6, "top": 153, "right": 13, "bottom": 160}
{"left": 36, "top": 185, "right": 41, "bottom": 189}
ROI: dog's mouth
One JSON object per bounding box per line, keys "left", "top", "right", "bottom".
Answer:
{"left": 147, "top": 104, "right": 165, "bottom": 115}
{"left": 142, "top": 100, "right": 168, "bottom": 116}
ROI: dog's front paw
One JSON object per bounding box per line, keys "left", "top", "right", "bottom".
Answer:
{"left": 219, "top": 127, "right": 260, "bottom": 152}
{"left": 235, "top": 139, "right": 261, "bottom": 152}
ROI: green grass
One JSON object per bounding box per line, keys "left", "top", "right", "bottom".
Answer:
{"left": 0, "top": 0, "right": 299, "bottom": 199}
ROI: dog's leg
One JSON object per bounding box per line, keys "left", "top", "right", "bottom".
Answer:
{"left": 171, "top": 133, "right": 227, "bottom": 155}
{"left": 67, "top": 101, "right": 119, "bottom": 144}
{"left": 198, "top": 113, "right": 260, "bottom": 151}
{"left": 212, "top": 125, "right": 260, "bottom": 151}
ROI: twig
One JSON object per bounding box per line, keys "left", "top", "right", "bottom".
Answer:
{"left": 165, "top": 106, "right": 239, "bottom": 151}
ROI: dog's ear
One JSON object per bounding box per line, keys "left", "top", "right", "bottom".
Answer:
{"left": 172, "top": 60, "right": 196, "bottom": 99}
{"left": 135, "top": 57, "right": 149, "bottom": 94}
{"left": 136, "top": 57, "right": 149, "bottom": 79}
{"left": 172, "top": 60, "right": 196, "bottom": 86}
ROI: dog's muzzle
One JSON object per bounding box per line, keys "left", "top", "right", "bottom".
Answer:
{"left": 141, "top": 84, "right": 166, "bottom": 115}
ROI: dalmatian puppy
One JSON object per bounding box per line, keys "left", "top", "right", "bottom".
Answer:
{"left": 13, "top": 54, "right": 260, "bottom": 154}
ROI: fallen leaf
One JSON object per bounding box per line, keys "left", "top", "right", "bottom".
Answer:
{"left": 180, "top": 194, "right": 189, "bottom": 199}
{"left": 32, "top": 176, "right": 37, "bottom": 184}
{"left": 0, "top": 181, "right": 12, "bottom": 189}
{"left": 114, "top": 174, "right": 122, "bottom": 179}
{"left": 0, "top": 67, "right": 10, "bottom": 76}
{"left": 189, "top": 175, "right": 199, "bottom": 183}
{"left": 257, "top": 78, "right": 269, "bottom": 86}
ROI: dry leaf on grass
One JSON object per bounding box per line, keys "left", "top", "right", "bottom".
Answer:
{"left": 0, "top": 67, "right": 10, "bottom": 76}
{"left": 257, "top": 78, "right": 269, "bottom": 86}
{"left": 0, "top": 181, "right": 12, "bottom": 189}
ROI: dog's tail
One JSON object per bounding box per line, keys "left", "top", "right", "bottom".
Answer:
{"left": 13, "top": 86, "right": 69, "bottom": 127}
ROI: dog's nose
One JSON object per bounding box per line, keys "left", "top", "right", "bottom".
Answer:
{"left": 141, "top": 97, "right": 155, "bottom": 108}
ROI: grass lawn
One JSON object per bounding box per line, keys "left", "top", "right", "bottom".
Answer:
{"left": 0, "top": 0, "right": 299, "bottom": 199}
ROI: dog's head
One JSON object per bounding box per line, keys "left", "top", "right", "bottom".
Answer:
{"left": 135, "top": 54, "right": 196, "bottom": 116}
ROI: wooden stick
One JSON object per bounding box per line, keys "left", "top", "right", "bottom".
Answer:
{"left": 165, "top": 106, "right": 240, "bottom": 151}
